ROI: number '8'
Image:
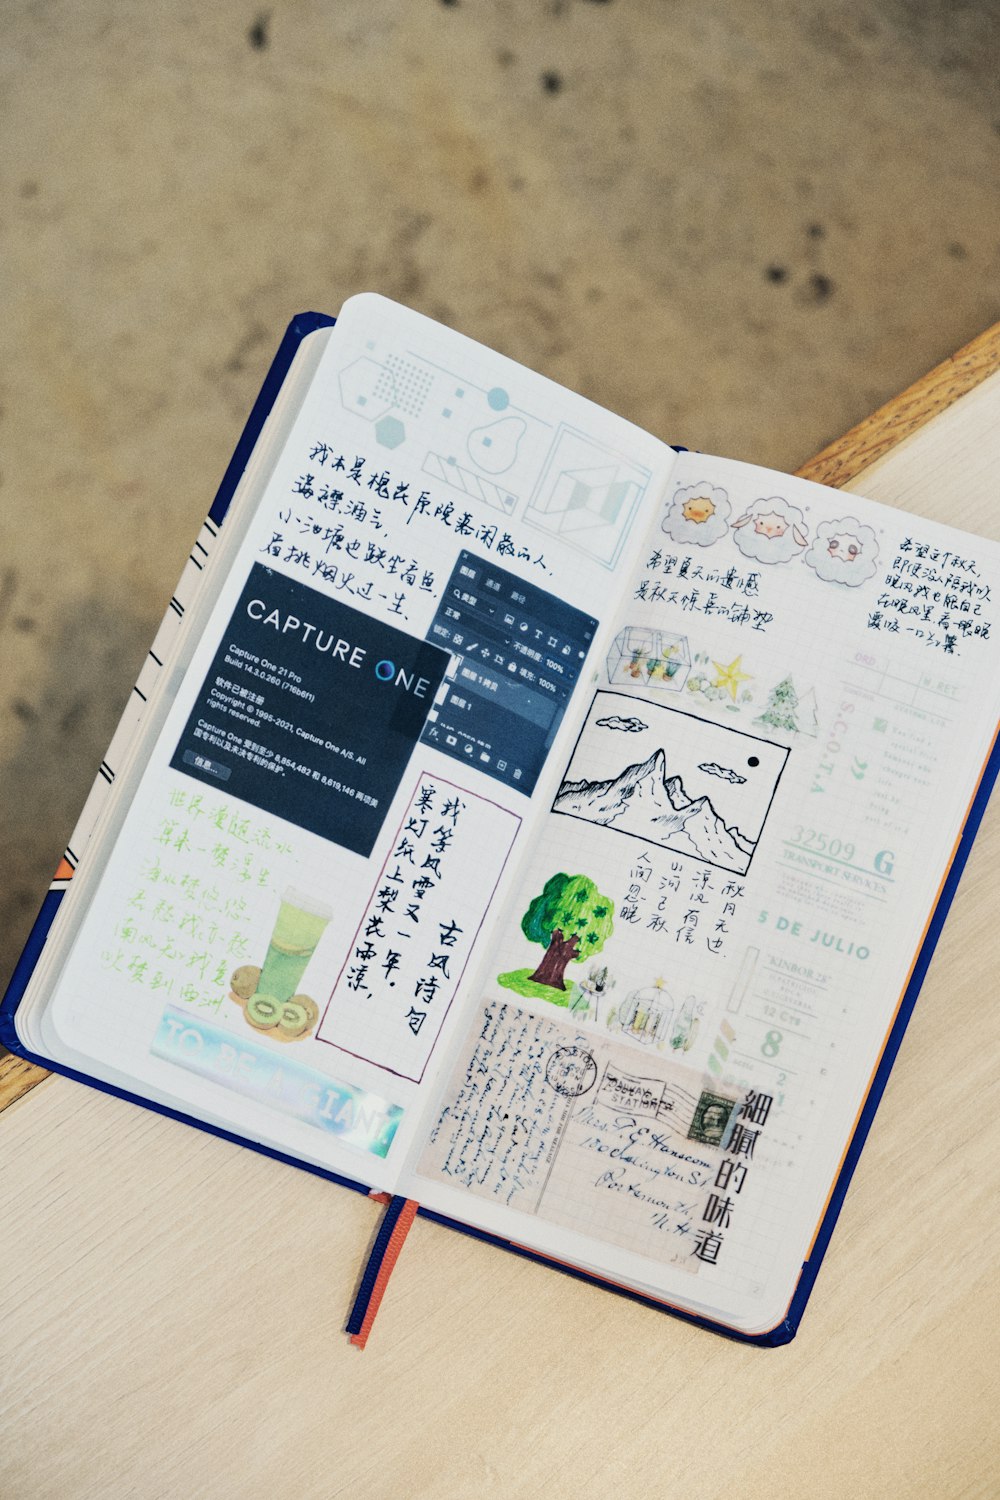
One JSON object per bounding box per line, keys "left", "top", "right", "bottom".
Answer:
{"left": 762, "top": 1029, "right": 783, "bottom": 1058}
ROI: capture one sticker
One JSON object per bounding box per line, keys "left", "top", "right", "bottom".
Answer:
{"left": 171, "top": 564, "right": 450, "bottom": 857}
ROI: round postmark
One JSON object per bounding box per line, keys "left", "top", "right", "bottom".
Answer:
{"left": 544, "top": 1045, "right": 597, "bottom": 1099}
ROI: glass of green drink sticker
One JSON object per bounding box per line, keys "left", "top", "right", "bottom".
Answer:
{"left": 256, "top": 888, "right": 333, "bottom": 1006}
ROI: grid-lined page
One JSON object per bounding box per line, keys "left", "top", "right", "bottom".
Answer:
{"left": 411, "top": 450, "right": 1000, "bottom": 1333}
{"left": 35, "top": 295, "right": 675, "bottom": 1189}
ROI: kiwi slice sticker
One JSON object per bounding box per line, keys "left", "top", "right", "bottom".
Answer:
{"left": 231, "top": 965, "right": 261, "bottom": 1000}
{"left": 276, "top": 1000, "right": 311, "bottom": 1039}
{"left": 245, "top": 992, "right": 283, "bottom": 1030}
{"left": 289, "top": 995, "right": 319, "bottom": 1029}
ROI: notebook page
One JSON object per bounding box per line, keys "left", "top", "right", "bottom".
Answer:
{"left": 407, "top": 450, "right": 1000, "bottom": 1332}
{"left": 38, "top": 295, "right": 677, "bottom": 1190}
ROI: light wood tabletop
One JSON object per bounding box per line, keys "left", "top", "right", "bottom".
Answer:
{"left": 2, "top": 329, "right": 999, "bottom": 1500}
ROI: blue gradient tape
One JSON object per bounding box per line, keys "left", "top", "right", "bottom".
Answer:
{"left": 152, "top": 1007, "right": 403, "bottom": 1157}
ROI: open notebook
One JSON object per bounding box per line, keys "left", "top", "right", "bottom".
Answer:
{"left": 5, "top": 295, "right": 1000, "bottom": 1344}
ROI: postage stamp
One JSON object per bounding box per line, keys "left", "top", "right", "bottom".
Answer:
{"left": 687, "top": 1088, "right": 736, "bottom": 1146}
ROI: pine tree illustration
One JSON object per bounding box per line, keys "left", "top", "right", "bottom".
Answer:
{"left": 797, "top": 686, "right": 819, "bottom": 736}
{"left": 755, "top": 675, "right": 800, "bottom": 733}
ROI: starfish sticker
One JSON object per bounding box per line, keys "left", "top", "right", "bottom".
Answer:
{"left": 711, "top": 654, "right": 752, "bottom": 702}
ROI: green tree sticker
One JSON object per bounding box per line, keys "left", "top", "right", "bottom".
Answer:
{"left": 755, "top": 675, "right": 799, "bottom": 733}
{"left": 498, "top": 873, "right": 614, "bottom": 1003}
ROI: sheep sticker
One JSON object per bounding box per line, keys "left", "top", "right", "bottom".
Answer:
{"left": 731, "top": 495, "right": 808, "bottom": 565}
{"left": 804, "top": 518, "right": 879, "bottom": 586}
{"left": 661, "top": 482, "right": 731, "bottom": 547}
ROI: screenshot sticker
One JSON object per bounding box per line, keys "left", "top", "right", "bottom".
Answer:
{"left": 422, "top": 549, "right": 598, "bottom": 795}
{"left": 172, "top": 563, "right": 450, "bottom": 856}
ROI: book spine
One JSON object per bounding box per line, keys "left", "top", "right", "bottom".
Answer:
{"left": 49, "top": 515, "right": 222, "bottom": 894}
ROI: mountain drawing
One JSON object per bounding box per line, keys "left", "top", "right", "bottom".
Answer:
{"left": 553, "top": 748, "right": 757, "bottom": 874}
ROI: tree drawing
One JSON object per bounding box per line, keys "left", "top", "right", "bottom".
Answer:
{"left": 516, "top": 873, "right": 614, "bottom": 993}
{"left": 797, "top": 686, "right": 819, "bottom": 736}
{"left": 755, "top": 675, "right": 801, "bottom": 734}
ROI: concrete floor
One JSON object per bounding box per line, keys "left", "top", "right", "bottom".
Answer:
{"left": 2, "top": 0, "right": 999, "bottom": 990}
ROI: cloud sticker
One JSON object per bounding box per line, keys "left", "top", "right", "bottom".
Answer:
{"left": 804, "top": 518, "right": 879, "bottom": 586}
{"left": 698, "top": 761, "right": 747, "bottom": 784}
{"left": 597, "top": 714, "right": 648, "bottom": 733}
{"left": 661, "top": 483, "right": 731, "bottom": 547}
{"left": 731, "top": 496, "right": 808, "bottom": 565}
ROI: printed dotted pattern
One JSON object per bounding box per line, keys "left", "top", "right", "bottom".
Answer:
{"left": 378, "top": 354, "right": 433, "bottom": 417}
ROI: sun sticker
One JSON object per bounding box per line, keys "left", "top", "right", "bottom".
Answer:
{"left": 682, "top": 494, "right": 717, "bottom": 524}
{"left": 662, "top": 482, "right": 731, "bottom": 547}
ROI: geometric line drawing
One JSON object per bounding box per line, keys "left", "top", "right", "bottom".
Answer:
{"left": 466, "top": 416, "right": 526, "bottom": 475}
{"left": 423, "top": 451, "right": 517, "bottom": 514}
{"left": 525, "top": 423, "right": 650, "bottom": 569}
{"left": 406, "top": 348, "right": 551, "bottom": 432}
{"left": 375, "top": 415, "right": 406, "bottom": 449}
{"left": 339, "top": 356, "right": 396, "bottom": 421}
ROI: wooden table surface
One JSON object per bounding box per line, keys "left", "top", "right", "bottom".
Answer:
{"left": 2, "top": 329, "right": 999, "bottom": 1500}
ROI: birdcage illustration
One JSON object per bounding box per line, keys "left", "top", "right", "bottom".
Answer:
{"left": 610, "top": 980, "right": 675, "bottom": 1047}
{"left": 606, "top": 627, "right": 690, "bottom": 691}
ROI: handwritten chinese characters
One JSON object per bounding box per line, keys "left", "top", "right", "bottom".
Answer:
{"left": 619, "top": 849, "right": 747, "bottom": 956}
{"left": 265, "top": 444, "right": 551, "bottom": 623}
{"left": 635, "top": 550, "right": 774, "bottom": 633}
{"left": 869, "top": 539, "right": 993, "bottom": 654}
{"left": 100, "top": 789, "right": 291, "bottom": 1012}
{"left": 318, "top": 775, "right": 520, "bottom": 1081}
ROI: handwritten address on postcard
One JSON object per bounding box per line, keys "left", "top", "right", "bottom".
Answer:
{"left": 418, "top": 999, "right": 755, "bottom": 1272}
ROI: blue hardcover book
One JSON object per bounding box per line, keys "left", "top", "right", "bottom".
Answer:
{"left": 5, "top": 295, "right": 1000, "bottom": 1346}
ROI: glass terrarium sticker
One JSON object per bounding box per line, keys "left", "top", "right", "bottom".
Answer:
{"left": 606, "top": 626, "right": 691, "bottom": 692}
